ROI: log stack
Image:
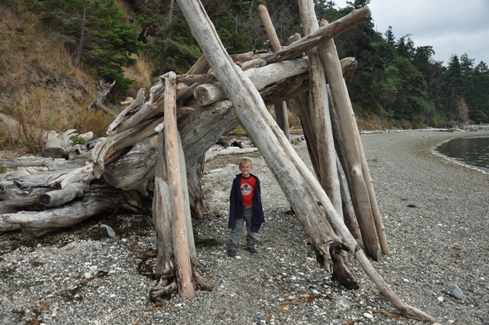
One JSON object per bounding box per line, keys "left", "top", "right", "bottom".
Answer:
{"left": 0, "top": 2, "right": 435, "bottom": 322}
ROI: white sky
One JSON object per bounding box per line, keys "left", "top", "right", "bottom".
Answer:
{"left": 333, "top": 0, "right": 489, "bottom": 66}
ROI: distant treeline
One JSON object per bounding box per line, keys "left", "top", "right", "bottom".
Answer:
{"left": 22, "top": 0, "right": 489, "bottom": 128}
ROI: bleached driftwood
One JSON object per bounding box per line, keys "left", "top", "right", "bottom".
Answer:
{"left": 194, "top": 58, "right": 309, "bottom": 106}
{"left": 299, "top": 0, "right": 342, "bottom": 221}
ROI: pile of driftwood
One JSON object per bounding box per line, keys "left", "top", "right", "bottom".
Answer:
{"left": 0, "top": 1, "right": 436, "bottom": 322}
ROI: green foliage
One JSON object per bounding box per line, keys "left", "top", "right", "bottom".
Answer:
{"left": 27, "top": 0, "right": 141, "bottom": 93}
{"left": 15, "top": 0, "right": 489, "bottom": 128}
{"left": 70, "top": 135, "right": 86, "bottom": 146}
{"left": 0, "top": 163, "right": 7, "bottom": 174}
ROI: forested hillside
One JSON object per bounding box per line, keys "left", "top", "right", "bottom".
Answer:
{"left": 1, "top": 0, "right": 489, "bottom": 152}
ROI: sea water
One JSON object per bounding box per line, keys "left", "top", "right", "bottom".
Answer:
{"left": 434, "top": 135, "right": 489, "bottom": 173}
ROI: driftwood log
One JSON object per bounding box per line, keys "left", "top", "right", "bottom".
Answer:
{"left": 0, "top": 2, "right": 435, "bottom": 322}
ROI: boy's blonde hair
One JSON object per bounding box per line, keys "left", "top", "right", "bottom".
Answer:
{"left": 239, "top": 157, "right": 253, "bottom": 168}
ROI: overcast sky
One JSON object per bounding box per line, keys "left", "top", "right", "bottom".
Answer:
{"left": 333, "top": 0, "right": 489, "bottom": 66}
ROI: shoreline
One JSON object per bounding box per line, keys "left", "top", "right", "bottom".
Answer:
{"left": 1, "top": 129, "right": 489, "bottom": 324}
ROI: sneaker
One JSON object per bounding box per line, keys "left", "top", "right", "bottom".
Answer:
{"left": 227, "top": 250, "right": 237, "bottom": 257}
{"left": 246, "top": 247, "right": 257, "bottom": 254}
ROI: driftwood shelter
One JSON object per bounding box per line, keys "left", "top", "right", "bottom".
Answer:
{"left": 0, "top": 2, "right": 436, "bottom": 322}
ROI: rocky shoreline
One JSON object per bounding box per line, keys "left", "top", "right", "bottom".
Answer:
{"left": 1, "top": 129, "right": 489, "bottom": 325}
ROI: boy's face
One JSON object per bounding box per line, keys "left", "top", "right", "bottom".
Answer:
{"left": 240, "top": 162, "right": 252, "bottom": 177}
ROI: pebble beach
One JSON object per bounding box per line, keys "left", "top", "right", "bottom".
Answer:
{"left": 1, "top": 129, "right": 489, "bottom": 325}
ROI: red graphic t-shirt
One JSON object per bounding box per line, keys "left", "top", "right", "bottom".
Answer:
{"left": 240, "top": 175, "right": 256, "bottom": 207}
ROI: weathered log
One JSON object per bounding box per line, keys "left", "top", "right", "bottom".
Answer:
{"left": 299, "top": 0, "right": 342, "bottom": 220}
{"left": 240, "top": 57, "right": 266, "bottom": 71}
{"left": 102, "top": 139, "right": 157, "bottom": 195}
{"left": 274, "top": 102, "right": 290, "bottom": 140}
{"left": 176, "top": 0, "right": 355, "bottom": 286}
{"left": 258, "top": 4, "right": 290, "bottom": 141}
{"left": 193, "top": 58, "right": 309, "bottom": 106}
{"left": 39, "top": 183, "right": 87, "bottom": 207}
{"left": 106, "top": 80, "right": 187, "bottom": 136}
{"left": 0, "top": 202, "right": 19, "bottom": 215}
{"left": 342, "top": 78, "right": 390, "bottom": 255}
{"left": 337, "top": 158, "right": 361, "bottom": 239}
{"left": 329, "top": 92, "right": 361, "bottom": 239}
{"left": 92, "top": 118, "right": 162, "bottom": 178}
{"left": 318, "top": 18, "right": 379, "bottom": 261}
{"left": 162, "top": 72, "right": 194, "bottom": 298}
{"left": 89, "top": 80, "right": 117, "bottom": 116}
{"left": 262, "top": 6, "right": 371, "bottom": 64}
{"left": 0, "top": 186, "right": 148, "bottom": 232}
{"left": 0, "top": 148, "right": 93, "bottom": 172}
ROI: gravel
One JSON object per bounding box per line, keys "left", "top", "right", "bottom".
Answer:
{"left": 1, "top": 129, "right": 489, "bottom": 325}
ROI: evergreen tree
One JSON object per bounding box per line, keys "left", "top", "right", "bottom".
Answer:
{"left": 444, "top": 55, "right": 464, "bottom": 120}
{"left": 471, "top": 61, "right": 489, "bottom": 122}
{"left": 27, "top": 0, "right": 141, "bottom": 93}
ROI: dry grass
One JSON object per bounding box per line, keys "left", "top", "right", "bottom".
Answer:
{"left": 0, "top": 3, "right": 121, "bottom": 152}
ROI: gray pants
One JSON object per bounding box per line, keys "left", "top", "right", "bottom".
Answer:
{"left": 228, "top": 206, "right": 256, "bottom": 251}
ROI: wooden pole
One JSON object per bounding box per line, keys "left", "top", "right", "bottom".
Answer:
{"left": 298, "top": 0, "right": 342, "bottom": 220}
{"left": 262, "top": 6, "right": 372, "bottom": 64}
{"left": 258, "top": 4, "right": 290, "bottom": 141}
{"left": 163, "top": 72, "right": 194, "bottom": 298}
{"left": 176, "top": 0, "right": 352, "bottom": 280}
{"left": 343, "top": 79, "right": 390, "bottom": 255}
{"left": 318, "top": 18, "right": 379, "bottom": 261}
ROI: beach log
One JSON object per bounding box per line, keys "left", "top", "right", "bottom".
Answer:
{"left": 318, "top": 18, "right": 379, "bottom": 261}
{"left": 298, "top": 0, "right": 342, "bottom": 219}
{"left": 258, "top": 4, "right": 290, "bottom": 140}
{"left": 39, "top": 183, "right": 87, "bottom": 207}
{"left": 0, "top": 186, "right": 147, "bottom": 232}
{"left": 89, "top": 80, "right": 117, "bottom": 116}
{"left": 193, "top": 58, "right": 309, "bottom": 106}
{"left": 176, "top": 0, "right": 358, "bottom": 289}
{"left": 342, "top": 78, "right": 390, "bottom": 255}
{"left": 162, "top": 72, "right": 194, "bottom": 298}
{"left": 261, "top": 6, "right": 371, "bottom": 64}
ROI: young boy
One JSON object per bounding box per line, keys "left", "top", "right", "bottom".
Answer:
{"left": 227, "top": 157, "right": 265, "bottom": 257}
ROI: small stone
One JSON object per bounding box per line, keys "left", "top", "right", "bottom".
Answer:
{"left": 364, "top": 312, "right": 373, "bottom": 319}
{"left": 437, "top": 296, "right": 444, "bottom": 302}
{"left": 441, "top": 284, "right": 465, "bottom": 299}
{"left": 331, "top": 295, "right": 350, "bottom": 312}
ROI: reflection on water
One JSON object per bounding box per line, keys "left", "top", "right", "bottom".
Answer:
{"left": 435, "top": 135, "right": 489, "bottom": 173}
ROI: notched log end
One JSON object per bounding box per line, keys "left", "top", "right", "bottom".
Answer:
{"left": 149, "top": 270, "right": 213, "bottom": 301}
{"left": 330, "top": 243, "right": 359, "bottom": 290}
{"left": 149, "top": 277, "right": 178, "bottom": 302}
{"left": 193, "top": 269, "right": 213, "bottom": 292}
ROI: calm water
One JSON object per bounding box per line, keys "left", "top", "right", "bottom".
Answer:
{"left": 435, "top": 135, "right": 489, "bottom": 173}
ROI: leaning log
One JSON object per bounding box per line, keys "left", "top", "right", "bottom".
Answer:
{"left": 298, "top": 0, "right": 342, "bottom": 220}
{"left": 162, "top": 72, "right": 194, "bottom": 298}
{"left": 193, "top": 58, "right": 309, "bottom": 106}
{"left": 258, "top": 4, "right": 290, "bottom": 140}
{"left": 318, "top": 18, "right": 379, "bottom": 261}
{"left": 176, "top": 0, "right": 356, "bottom": 287}
{"left": 262, "top": 6, "right": 372, "bottom": 64}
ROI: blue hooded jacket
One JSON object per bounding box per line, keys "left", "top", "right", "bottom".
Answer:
{"left": 228, "top": 173, "right": 265, "bottom": 232}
